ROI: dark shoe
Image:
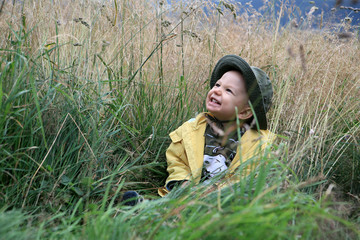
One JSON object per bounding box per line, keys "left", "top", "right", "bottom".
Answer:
{"left": 121, "top": 191, "right": 143, "bottom": 206}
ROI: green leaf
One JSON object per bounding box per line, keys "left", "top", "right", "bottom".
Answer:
{"left": 60, "top": 175, "right": 71, "bottom": 186}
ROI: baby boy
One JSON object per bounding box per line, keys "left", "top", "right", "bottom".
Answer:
{"left": 158, "top": 55, "right": 275, "bottom": 196}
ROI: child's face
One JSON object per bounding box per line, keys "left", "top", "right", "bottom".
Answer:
{"left": 206, "top": 71, "right": 250, "bottom": 121}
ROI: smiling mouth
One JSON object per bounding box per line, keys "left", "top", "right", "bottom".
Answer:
{"left": 210, "top": 97, "right": 220, "bottom": 105}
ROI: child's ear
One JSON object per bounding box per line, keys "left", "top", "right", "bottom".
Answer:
{"left": 237, "top": 107, "right": 253, "bottom": 120}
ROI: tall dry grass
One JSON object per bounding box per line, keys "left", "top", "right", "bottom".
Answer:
{"left": 0, "top": 0, "right": 359, "bottom": 220}
{"left": 1, "top": 0, "right": 359, "bottom": 238}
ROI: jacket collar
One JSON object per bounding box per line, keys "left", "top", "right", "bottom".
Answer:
{"left": 191, "top": 112, "right": 208, "bottom": 130}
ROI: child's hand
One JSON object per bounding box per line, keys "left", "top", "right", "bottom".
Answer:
{"left": 180, "top": 181, "right": 189, "bottom": 188}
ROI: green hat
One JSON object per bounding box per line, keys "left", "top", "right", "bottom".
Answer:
{"left": 210, "top": 55, "right": 273, "bottom": 130}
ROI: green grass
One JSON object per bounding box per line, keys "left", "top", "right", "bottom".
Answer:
{"left": 1, "top": 151, "right": 358, "bottom": 239}
{"left": 0, "top": 0, "right": 359, "bottom": 238}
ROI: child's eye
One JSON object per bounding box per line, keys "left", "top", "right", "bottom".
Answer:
{"left": 215, "top": 83, "right": 220, "bottom": 87}
{"left": 226, "top": 89, "right": 233, "bottom": 94}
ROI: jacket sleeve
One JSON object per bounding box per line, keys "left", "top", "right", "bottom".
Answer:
{"left": 164, "top": 129, "right": 192, "bottom": 189}
{"left": 227, "top": 129, "right": 277, "bottom": 181}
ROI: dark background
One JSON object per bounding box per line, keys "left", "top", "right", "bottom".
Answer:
{"left": 235, "top": 0, "right": 360, "bottom": 27}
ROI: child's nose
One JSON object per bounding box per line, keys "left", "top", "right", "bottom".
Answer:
{"left": 213, "top": 87, "right": 222, "bottom": 95}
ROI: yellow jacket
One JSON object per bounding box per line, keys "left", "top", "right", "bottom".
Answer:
{"left": 158, "top": 113, "right": 275, "bottom": 197}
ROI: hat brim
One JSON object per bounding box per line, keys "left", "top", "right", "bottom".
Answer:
{"left": 210, "top": 55, "right": 267, "bottom": 130}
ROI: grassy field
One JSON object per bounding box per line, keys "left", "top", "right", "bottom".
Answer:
{"left": 0, "top": 0, "right": 359, "bottom": 239}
